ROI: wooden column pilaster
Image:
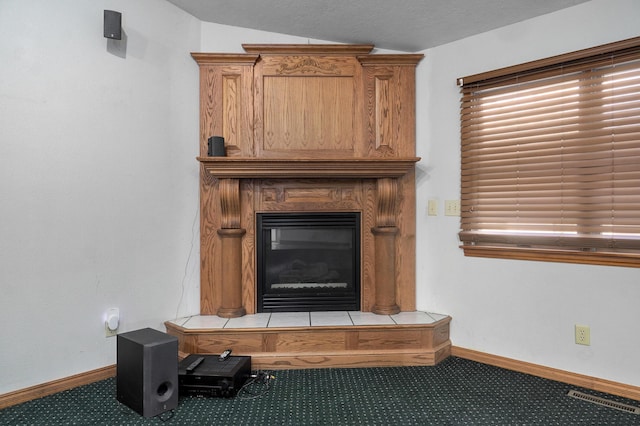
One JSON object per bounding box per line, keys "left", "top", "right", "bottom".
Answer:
{"left": 371, "top": 178, "right": 400, "bottom": 315}
{"left": 216, "top": 179, "right": 246, "bottom": 318}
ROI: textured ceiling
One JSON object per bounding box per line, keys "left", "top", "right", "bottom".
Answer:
{"left": 165, "top": 0, "right": 590, "bottom": 52}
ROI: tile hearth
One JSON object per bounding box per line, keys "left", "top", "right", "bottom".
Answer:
{"left": 169, "top": 311, "right": 448, "bottom": 329}
{"left": 164, "top": 311, "right": 452, "bottom": 370}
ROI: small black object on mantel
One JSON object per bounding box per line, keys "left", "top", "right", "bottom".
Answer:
{"left": 207, "top": 136, "right": 226, "bottom": 157}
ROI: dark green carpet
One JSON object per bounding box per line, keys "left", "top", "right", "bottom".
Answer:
{"left": 2, "top": 357, "right": 639, "bottom": 425}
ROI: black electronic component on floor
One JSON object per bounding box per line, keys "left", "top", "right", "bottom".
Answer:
{"left": 178, "top": 354, "right": 251, "bottom": 398}
{"left": 116, "top": 328, "right": 178, "bottom": 418}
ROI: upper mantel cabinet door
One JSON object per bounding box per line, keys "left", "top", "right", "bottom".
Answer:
{"left": 359, "top": 55, "right": 423, "bottom": 158}
{"left": 192, "top": 53, "right": 259, "bottom": 158}
{"left": 254, "top": 54, "right": 364, "bottom": 159}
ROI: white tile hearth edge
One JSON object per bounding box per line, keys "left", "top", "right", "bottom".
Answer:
{"left": 168, "top": 311, "right": 448, "bottom": 329}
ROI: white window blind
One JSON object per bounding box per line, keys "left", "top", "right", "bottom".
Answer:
{"left": 458, "top": 37, "right": 640, "bottom": 263}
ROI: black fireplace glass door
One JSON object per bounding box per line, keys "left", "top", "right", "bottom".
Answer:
{"left": 257, "top": 212, "right": 360, "bottom": 312}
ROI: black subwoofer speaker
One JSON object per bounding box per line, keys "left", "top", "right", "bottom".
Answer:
{"left": 116, "top": 328, "right": 178, "bottom": 417}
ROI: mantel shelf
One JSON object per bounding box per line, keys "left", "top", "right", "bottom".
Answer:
{"left": 197, "top": 157, "right": 421, "bottom": 179}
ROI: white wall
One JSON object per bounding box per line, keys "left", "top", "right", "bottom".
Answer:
{"left": 201, "top": 22, "right": 323, "bottom": 52}
{"left": 416, "top": 0, "right": 640, "bottom": 387}
{"left": 0, "top": 0, "right": 202, "bottom": 394}
{"left": 198, "top": 21, "right": 398, "bottom": 53}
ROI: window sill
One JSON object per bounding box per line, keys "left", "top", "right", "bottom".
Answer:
{"left": 461, "top": 246, "right": 640, "bottom": 268}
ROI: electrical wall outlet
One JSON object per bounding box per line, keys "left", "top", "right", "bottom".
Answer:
{"left": 105, "top": 308, "right": 119, "bottom": 337}
{"left": 444, "top": 200, "right": 461, "bottom": 216}
{"left": 575, "top": 324, "right": 590, "bottom": 346}
{"left": 105, "top": 322, "right": 117, "bottom": 337}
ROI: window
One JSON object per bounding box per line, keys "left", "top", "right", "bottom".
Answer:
{"left": 457, "top": 37, "right": 640, "bottom": 267}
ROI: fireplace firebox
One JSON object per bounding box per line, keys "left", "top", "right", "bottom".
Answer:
{"left": 257, "top": 212, "right": 361, "bottom": 312}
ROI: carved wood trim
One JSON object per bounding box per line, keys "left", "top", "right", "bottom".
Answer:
{"left": 375, "top": 178, "right": 398, "bottom": 227}
{"left": 219, "top": 179, "right": 241, "bottom": 229}
{"left": 276, "top": 58, "right": 342, "bottom": 75}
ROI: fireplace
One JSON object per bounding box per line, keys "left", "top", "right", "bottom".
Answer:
{"left": 165, "top": 44, "right": 452, "bottom": 372}
{"left": 192, "top": 44, "right": 422, "bottom": 317}
{"left": 257, "top": 212, "right": 361, "bottom": 312}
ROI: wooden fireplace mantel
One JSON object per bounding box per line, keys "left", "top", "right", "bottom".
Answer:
{"left": 191, "top": 44, "right": 423, "bottom": 318}
{"left": 197, "top": 157, "right": 421, "bottom": 179}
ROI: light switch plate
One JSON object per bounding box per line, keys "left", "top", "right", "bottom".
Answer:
{"left": 428, "top": 200, "right": 438, "bottom": 216}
